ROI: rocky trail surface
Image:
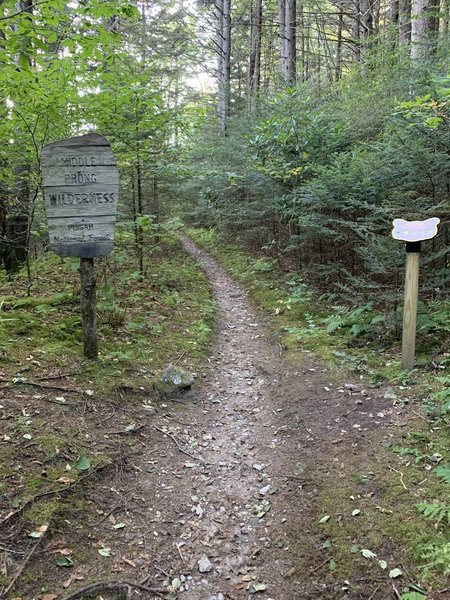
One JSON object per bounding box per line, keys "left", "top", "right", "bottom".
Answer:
{"left": 99, "top": 236, "right": 403, "bottom": 600}
{"left": 2, "top": 237, "right": 419, "bottom": 600}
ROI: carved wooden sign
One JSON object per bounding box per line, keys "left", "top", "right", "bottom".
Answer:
{"left": 41, "top": 133, "right": 119, "bottom": 258}
{"left": 392, "top": 217, "right": 440, "bottom": 243}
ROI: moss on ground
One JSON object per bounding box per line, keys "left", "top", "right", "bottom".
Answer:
{"left": 0, "top": 232, "right": 216, "bottom": 598}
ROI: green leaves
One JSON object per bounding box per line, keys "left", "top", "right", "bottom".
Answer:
{"left": 74, "top": 456, "right": 91, "bottom": 471}
{"left": 56, "top": 556, "right": 74, "bottom": 567}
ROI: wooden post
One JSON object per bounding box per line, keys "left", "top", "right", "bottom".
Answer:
{"left": 80, "top": 258, "right": 98, "bottom": 360}
{"left": 392, "top": 217, "right": 440, "bottom": 370}
{"left": 401, "top": 242, "right": 421, "bottom": 370}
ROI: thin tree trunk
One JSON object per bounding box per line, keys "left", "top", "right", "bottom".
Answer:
{"left": 411, "top": 0, "right": 439, "bottom": 58}
{"left": 278, "top": 0, "right": 296, "bottom": 83}
{"left": 136, "top": 159, "right": 144, "bottom": 278}
{"left": 439, "top": 0, "right": 449, "bottom": 38}
{"left": 352, "top": 0, "right": 362, "bottom": 60}
{"left": 217, "top": 0, "right": 231, "bottom": 134}
{"left": 286, "top": 0, "right": 296, "bottom": 82}
{"left": 248, "top": 0, "right": 262, "bottom": 109}
{"left": 278, "top": 0, "right": 287, "bottom": 78}
{"left": 399, "top": 0, "right": 411, "bottom": 45}
{"left": 299, "top": 1, "right": 305, "bottom": 81}
{"left": 336, "top": 9, "right": 344, "bottom": 79}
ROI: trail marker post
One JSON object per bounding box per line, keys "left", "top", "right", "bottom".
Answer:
{"left": 392, "top": 217, "right": 440, "bottom": 370}
{"left": 41, "top": 133, "right": 119, "bottom": 360}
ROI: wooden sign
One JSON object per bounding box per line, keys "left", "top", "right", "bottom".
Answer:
{"left": 41, "top": 133, "right": 119, "bottom": 258}
{"left": 392, "top": 217, "right": 440, "bottom": 243}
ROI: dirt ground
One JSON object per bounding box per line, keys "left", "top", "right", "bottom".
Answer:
{"left": 1, "top": 237, "right": 444, "bottom": 600}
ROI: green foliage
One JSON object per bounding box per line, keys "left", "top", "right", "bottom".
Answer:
{"left": 419, "top": 542, "right": 450, "bottom": 576}
{"left": 435, "top": 465, "right": 450, "bottom": 485}
{"left": 182, "top": 54, "right": 450, "bottom": 365}
{"left": 417, "top": 501, "right": 450, "bottom": 526}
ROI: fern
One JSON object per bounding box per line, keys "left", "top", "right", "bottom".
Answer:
{"left": 435, "top": 464, "right": 450, "bottom": 485}
{"left": 417, "top": 501, "right": 450, "bottom": 525}
{"left": 420, "top": 541, "right": 450, "bottom": 576}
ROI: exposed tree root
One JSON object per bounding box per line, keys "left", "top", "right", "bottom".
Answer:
{"left": 61, "top": 580, "right": 167, "bottom": 600}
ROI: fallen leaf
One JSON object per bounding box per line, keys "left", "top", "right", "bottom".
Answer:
{"left": 248, "top": 582, "right": 267, "bottom": 593}
{"left": 352, "top": 509, "right": 361, "bottom": 516}
{"left": 112, "top": 523, "right": 125, "bottom": 529}
{"left": 378, "top": 560, "right": 387, "bottom": 570}
{"left": 56, "top": 477, "right": 75, "bottom": 485}
{"left": 361, "top": 549, "right": 377, "bottom": 559}
{"left": 98, "top": 548, "right": 111, "bottom": 557}
{"left": 29, "top": 524, "right": 48, "bottom": 538}
{"left": 74, "top": 456, "right": 91, "bottom": 471}
{"left": 319, "top": 515, "right": 330, "bottom": 524}
{"left": 171, "top": 578, "right": 182, "bottom": 591}
{"left": 389, "top": 568, "right": 402, "bottom": 578}
{"left": 56, "top": 556, "right": 74, "bottom": 567}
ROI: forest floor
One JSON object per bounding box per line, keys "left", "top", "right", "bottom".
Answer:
{"left": 0, "top": 236, "right": 447, "bottom": 600}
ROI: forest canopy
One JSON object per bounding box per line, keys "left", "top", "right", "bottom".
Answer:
{"left": 0, "top": 0, "right": 449, "bottom": 327}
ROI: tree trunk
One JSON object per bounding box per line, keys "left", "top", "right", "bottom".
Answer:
{"left": 248, "top": 0, "right": 262, "bottom": 108}
{"left": 352, "top": 0, "right": 362, "bottom": 61}
{"left": 399, "top": 0, "right": 411, "bottom": 45}
{"left": 439, "top": 0, "right": 449, "bottom": 37}
{"left": 285, "top": 0, "right": 296, "bottom": 83}
{"left": 299, "top": 1, "right": 305, "bottom": 81}
{"left": 336, "top": 9, "right": 344, "bottom": 79}
{"left": 278, "top": 0, "right": 296, "bottom": 83}
{"left": 217, "top": 0, "right": 231, "bottom": 134}
{"left": 411, "top": 0, "right": 439, "bottom": 58}
{"left": 361, "top": 0, "right": 375, "bottom": 39}
{"left": 278, "top": 0, "right": 287, "bottom": 78}
{"left": 136, "top": 158, "right": 144, "bottom": 277}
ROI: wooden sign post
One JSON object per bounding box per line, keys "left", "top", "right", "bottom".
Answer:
{"left": 41, "top": 134, "right": 119, "bottom": 360}
{"left": 392, "top": 217, "right": 440, "bottom": 370}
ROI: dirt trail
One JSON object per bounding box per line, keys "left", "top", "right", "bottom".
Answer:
{"left": 0, "top": 238, "right": 437, "bottom": 600}
{"left": 117, "top": 236, "right": 397, "bottom": 600}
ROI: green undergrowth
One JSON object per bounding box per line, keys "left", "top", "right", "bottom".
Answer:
{"left": 312, "top": 417, "right": 450, "bottom": 596}
{"left": 186, "top": 226, "right": 449, "bottom": 595}
{"left": 0, "top": 231, "right": 215, "bottom": 597}
{"left": 186, "top": 227, "right": 449, "bottom": 375}
{"left": 0, "top": 233, "right": 214, "bottom": 392}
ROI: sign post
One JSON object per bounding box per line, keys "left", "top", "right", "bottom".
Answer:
{"left": 392, "top": 217, "right": 440, "bottom": 370}
{"left": 41, "top": 133, "right": 119, "bottom": 360}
